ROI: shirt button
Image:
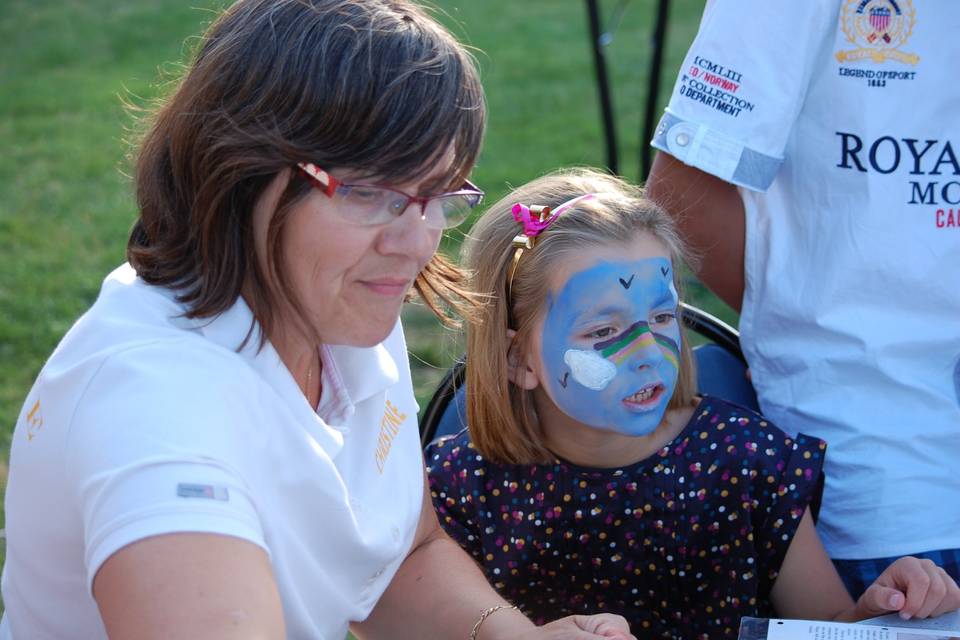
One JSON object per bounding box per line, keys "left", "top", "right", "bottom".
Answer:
{"left": 675, "top": 132, "right": 690, "bottom": 147}
{"left": 391, "top": 526, "right": 401, "bottom": 541}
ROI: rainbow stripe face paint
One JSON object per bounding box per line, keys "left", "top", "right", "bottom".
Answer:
{"left": 540, "top": 256, "right": 680, "bottom": 436}
{"left": 595, "top": 319, "right": 680, "bottom": 369}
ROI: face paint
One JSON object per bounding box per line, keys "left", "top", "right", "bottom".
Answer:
{"left": 954, "top": 356, "right": 960, "bottom": 406}
{"left": 564, "top": 349, "right": 617, "bottom": 390}
{"left": 540, "top": 256, "right": 681, "bottom": 436}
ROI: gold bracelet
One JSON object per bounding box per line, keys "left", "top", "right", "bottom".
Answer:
{"left": 469, "top": 604, "right": 519, "bottom": 640}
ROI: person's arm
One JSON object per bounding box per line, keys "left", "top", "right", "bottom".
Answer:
{"left": 646, "top": 151, "right": 746, "bottom": 312}
{"left": 93, "top": 533, "right": 286, "bottom": 638}
{"left": 352, "top": 471, "right": 634, "bottom": 640}
{"left": 770, "top": 509, "right": 960, "bottom": 621}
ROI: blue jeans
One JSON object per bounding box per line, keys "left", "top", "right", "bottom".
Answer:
{"left": 833, "top": 548, "right": 960, "bottom": 599}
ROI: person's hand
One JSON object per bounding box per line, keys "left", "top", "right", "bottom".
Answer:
{"left": 854, "top": 556, "right": 960, "bottom": 620}
{"left": 513, "top": 613, "right": 636, "bottom": 639}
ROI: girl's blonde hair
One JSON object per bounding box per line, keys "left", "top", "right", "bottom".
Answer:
{"left": 463, "top": 168, "right": 698, "bottom": 465}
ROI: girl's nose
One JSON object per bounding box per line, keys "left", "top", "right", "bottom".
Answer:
{"left": 629, "top": 329, "right": 664, "bottom": 370}
{"left": 601, "top": 321, "right": 664, "bottom": 370}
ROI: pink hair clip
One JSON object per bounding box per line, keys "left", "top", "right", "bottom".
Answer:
{"left": 510, "top": 193, "right": 596, "bottom": 250}
{"left": 507, "top": 193, "right": 597, "bottom": 302}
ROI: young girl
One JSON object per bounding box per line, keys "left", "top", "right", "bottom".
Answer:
{"left": 426, "top": 168, "right": 960, "bottom": 639}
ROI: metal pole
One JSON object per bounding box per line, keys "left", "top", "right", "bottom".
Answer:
{"left": 640, "top": 0, "right": 670, "bottom": 181}
{"left": 585, "top": 0, "right": 619, "bottom": 175}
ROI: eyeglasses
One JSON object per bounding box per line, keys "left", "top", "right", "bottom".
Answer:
{"left": 296, "top": 162, "right": 484, "bottom": 229}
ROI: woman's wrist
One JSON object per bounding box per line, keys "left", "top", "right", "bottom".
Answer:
{"left": 471, "top": 604, "right": 532, "bottom": 640}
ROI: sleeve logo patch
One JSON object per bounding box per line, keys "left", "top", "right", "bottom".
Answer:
{"left": 177, "top": 483, "right": 229, "bottom": 501}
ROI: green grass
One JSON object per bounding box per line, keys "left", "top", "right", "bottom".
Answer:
{"left": 1, "top": 0, "right": 726, "bottom": 620}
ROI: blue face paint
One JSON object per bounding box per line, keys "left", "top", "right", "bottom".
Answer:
{"left": 954, "top": 356, "right": 960, "bottom": 406}
{"left": 540, "top": 257, "right": 680, "bottom": 436}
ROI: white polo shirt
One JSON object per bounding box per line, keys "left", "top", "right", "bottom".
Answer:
{"left": 653, "top": 1, "right": 960, "bottom": 558}
{"left": 1, "top": 264, "right": 424, "bottom": 639}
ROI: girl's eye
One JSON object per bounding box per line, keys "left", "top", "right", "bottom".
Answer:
{"left": 651, "top": 312, "right": 676, "bottom": 326}
{"left": 587, "top": 327, "right": 616, "bottom": 339}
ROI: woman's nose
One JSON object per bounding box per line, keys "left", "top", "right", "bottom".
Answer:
{"left": 378, "top": 202, "right": 442, "bottom": 262}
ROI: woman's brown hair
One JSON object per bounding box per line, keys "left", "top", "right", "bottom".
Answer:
{"left": 463, "top": 168, "right": 698, "bottom": 465}
{"left": 128, "top": 0, "right": 486, "bottom": 343}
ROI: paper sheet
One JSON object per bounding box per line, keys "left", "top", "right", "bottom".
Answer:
{"left": 739, "top": 617, "right": 960, "bottom": 640}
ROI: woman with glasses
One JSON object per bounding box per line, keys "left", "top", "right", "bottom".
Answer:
{"left": 0, "top": 2, "right": 635, "bottom": 639}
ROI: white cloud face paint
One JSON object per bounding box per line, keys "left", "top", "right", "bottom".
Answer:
{"left": 564, "top": 349, "right": 617, "bottom": 390}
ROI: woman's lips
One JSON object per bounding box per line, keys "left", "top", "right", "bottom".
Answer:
{"left": 622, "top": 382, "right": 665, "bottom": 411}
{"left": 360, "top": 278, "right": 413, "bottom": 296}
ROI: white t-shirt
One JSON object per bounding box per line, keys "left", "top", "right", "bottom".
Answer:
{"left": 653, "top": 0, "right": 960, "bottom": 559}
{"left": 1, "top": 264, "right": 424, "bottom": 639}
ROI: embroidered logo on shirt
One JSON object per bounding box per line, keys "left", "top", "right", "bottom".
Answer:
{"left": 836, "top": 0, "right": 918, "bottom": 66}
{"left": 676, "top": 56, "right": 754, "bottom": 119}
{"left": 177, "top": 483, "right": 229, "bottom": 501}
{"left": 374, "top": 399, "right": 407, "bottom": 474}
{"left": 25, "top": 399, "right": 43, "bottom": 441}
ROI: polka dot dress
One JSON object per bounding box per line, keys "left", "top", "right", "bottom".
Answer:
{"left": 426, "top": 396, "right": 826, "bottom": 640}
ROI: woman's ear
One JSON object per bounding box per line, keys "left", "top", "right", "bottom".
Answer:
{"left": 505, "top": 329, "right": 540, "bottom": 390}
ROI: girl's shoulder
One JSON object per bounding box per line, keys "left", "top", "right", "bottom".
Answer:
{"left": 425, "top": 429, "right": 486, "bottom": 482}
{"left": 686, "top": 395, "right": 827, "bottom": 461}
{"left": 425, "top": 429, "right": 549, "bottom": 490}
{"left": 424, "top": 428, "right": 472, "bottom": 456}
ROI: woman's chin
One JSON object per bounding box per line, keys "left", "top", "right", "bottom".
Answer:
{"left": 322, "top": 318, "right": 399, "bottom": 348}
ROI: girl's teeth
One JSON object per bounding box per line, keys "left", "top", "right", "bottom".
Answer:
{"left": 629, "top": 387, "right": 656, "bottom": 402}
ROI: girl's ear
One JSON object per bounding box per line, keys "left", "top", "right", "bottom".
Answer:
{"left": 505, "top": 329, "right": 540, "bottom": 390}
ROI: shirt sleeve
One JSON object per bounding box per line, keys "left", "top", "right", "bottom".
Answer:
{"left": 425, "top": 433, "right": 484, "bottom": 561}
{"left": 651, "top": 0, "right": 836, "bottom": 190}
{"left": 64, "top": 342, "right": 270, "bottom": 593}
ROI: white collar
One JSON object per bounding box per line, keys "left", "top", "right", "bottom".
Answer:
{"left": 109, "top": 264, "right": 403, "bottom": 454}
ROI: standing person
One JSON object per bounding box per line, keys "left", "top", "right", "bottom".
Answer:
{"left": 0, "top": 2, "right": 635, "bottom": 639}
{"left": 426, "top": 168, "right": 960, "bottom": 640}
{"left": 645, "top": 0, "right": 960, "bottom": 597}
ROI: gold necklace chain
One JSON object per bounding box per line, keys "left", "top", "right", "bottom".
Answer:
{"left": 305, "top": 347, "right": 319, "bottom": 408}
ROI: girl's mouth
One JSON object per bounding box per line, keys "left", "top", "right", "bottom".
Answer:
{"left": 622, "top": 383, "right": 664, "bottom": 410}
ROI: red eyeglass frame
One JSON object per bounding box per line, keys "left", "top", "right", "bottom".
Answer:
{"left": 296, "top": 162, "right": 482, "bottom": 207}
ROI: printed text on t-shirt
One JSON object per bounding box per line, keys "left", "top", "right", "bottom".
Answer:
{"left": 678, "top": 57, "right": 755, "bottom": 118}
{"left": 374, "top": 399, "right": 407, "bottom": 473}
{"left": 836, "top": 130, "right": 960, "bottom": 229}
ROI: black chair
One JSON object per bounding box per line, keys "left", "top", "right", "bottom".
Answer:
{"left": 419, "top": 302, "right": 757, "bottom": 448}
{"left": 584, "top": 0, "right": 671, "bottom": 180}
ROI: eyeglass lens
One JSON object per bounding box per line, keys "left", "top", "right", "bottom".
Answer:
{"left": 336, "top": 186, "right": 478, "bottom": 229}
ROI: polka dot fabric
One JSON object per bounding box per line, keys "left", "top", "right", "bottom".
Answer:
{"left": 426, "top": 396, "right": 826, "bottom": 640}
